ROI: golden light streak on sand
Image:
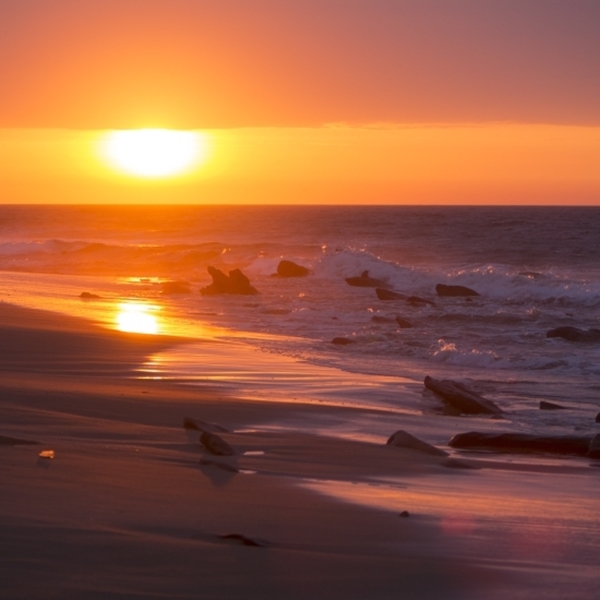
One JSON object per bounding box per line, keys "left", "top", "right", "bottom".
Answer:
{"left": 115, "top": 302, "right": 160, "bottom": 334}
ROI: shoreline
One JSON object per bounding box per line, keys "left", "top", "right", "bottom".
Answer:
{"left": 1, "top": 301, "right": 599, "bottom": 599}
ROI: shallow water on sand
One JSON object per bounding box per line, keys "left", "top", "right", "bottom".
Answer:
{"left": 2, "top": 205, "right": 600, "bottom": 444}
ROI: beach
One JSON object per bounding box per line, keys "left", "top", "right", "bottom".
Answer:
{"left": 1, "top": 301, "right": 599, "bottom": 600}
{"left": 3, "top": 0, "right": 600, "bottom": 595}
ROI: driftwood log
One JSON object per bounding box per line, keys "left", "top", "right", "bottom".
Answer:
{"left": 449, "top": 431, "right": 595, "bottom": 457}
{"left": 424, "top": 376, "right": 503, "bottom": 415}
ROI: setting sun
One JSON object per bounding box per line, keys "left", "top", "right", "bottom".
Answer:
{"left": 101, "top": 129, "right": 208, "bottom": 178}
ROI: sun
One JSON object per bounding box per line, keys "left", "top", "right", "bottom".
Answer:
{"left": 101, "top": 129, "right": 209, "bottom": 178}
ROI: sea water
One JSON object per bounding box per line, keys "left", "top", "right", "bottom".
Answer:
{"left": 2, "top": 205, "right": 600, "bottom": 443}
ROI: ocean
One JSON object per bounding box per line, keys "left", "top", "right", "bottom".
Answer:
{"left": 2, "top": 204, "right": 600, "bottom": 445}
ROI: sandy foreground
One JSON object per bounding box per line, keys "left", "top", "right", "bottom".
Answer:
{"left": 0, "top": 302, "right": 599, "bottom": 600}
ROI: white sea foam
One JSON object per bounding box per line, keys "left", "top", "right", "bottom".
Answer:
{"left": 430, "top": 339, "right": 503, "bottom": 368}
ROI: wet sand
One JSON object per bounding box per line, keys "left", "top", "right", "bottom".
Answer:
{"left": 1, "top": 302, "right": 598, "bottom": 599}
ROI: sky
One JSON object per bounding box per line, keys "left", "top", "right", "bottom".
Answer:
{"left": 1, "top": 0, "right": 599, "bottom": 204}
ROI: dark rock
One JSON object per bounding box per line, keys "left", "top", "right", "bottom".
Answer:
{"left": 395, "top": 317, "right": 413, "bottom": 328}
{"left": 161, "top": 280, "right": 191, "bottom": 294}
{"left": 424, "top": 376, "right": 503, "bottom": 415}
{"left": 539, "top": 400, "right": 566, "bottom": 411}
{"left": 399, "top": 511, "right": 410, "bottom": 518}
{"left": 346, "top": 270, "right": 391, "bottom": 289}
{"left": 183, "top": 417, "right": 229, "bottom": 433}
{"left": 587, "top": 434, "right": 600, "bottom": 458}
{"left": 386, "top": 430, "right": 449, "bottom": 456}
{"left": 79, "top": 292, "right": 101, "bottom": 300}
{"left": 407, "top": 295, "right": 435, "bottom": 307}
{"left": 276, "top": 260, "right": 309, "bottom": 277}
{"left": 331, "top": 337, "right": 355, "bottom": 345}
{"left": 546, "top": 326, "right": 600, "bottom": 343}
{"left": 229, "top": 269, "right": 256, "bottom": 292}
{"left": 376, "top": 288, "right": 407, "bottom": 301}
{"left": 436, "top": 284, "right": 480, "bottom": 297}
{"left": 200, "top": 266, "right": 259, "bottom": 295}
{"left": 449, "top": 432, "right": 593, "bottom": 456}
{"left": 0, "top": 435, "right": 39, "bottom": 446}
{"left": 218, "top": 533, "right": 269, "bottom": 547}
{"left": 596, "top": 412, "right": 600, "bottom": 424}
{"left": 200, "top": 431, "right": 236, "bottom": 456}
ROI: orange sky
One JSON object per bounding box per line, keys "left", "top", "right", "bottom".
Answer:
{"left": 1, "top": 0, "right": 599, "bottom": 204}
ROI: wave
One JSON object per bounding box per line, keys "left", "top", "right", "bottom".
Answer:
{"left": 308, "top": 249, "right": 600, "bottom": 308}
{"left": 3, "top": 238, "right": 600, "bottom": 310}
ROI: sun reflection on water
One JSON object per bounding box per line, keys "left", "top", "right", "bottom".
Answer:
{"left": 116, "top": 302, "right": 160, "bottom": 334}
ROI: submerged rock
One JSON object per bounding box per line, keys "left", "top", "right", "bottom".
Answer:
{"left": 200, "top": 266, "right": 259, "bottom": 295}
{"left": 407, "top": 295, "right": 435, "bottom": 307}
{"left": 546, "top": 326, "right": 600, "bottom": 343}
{"left": 386, "top": 430, "right": 449, "bottom": 456}
{"left": 161, "top": 280, "right": 191, "bottom": 294}
{"left": 276, "top": 260, "right": 310, "bottom": 277}
{"left": 346, "top": 270, "right": 391, "bottom": 289}
{"left": 424, "top": 376, "right": 503, "bottom": 415}
{"left": 449, "top": 432, "right": 593, "bottom": 456}
{"left": 375, "top": 288, "right": 407, "bottom": 301}
{"left": 539, "top": 400, "right": 566, "bottom": 410}
{"left": 436, "top": 284, "right": 480, "bottom": 297}
{"left": 395, "top": 316, "right": 413, "bottom": 328}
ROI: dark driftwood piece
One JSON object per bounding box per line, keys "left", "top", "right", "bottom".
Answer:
{"left": 449, "top": 432, "right": 594, "bottom": 456}
{"left": 183, "top": 417, "right": 229, "bottom": 433}
{"left": 546, "top": 326, "right": 600, "bottom": 343}
{"left": 375, "top": 288, "right": 407, "bottom": 301}
{"left": 200, "top": 431, "right": 236, "bottom": 456}
{"left": 424, "top": 376, "right": 503, "bottom": 415}
{"left": 218, "top": 534, "right": 269, "bottom": 547}
{"left": 539, "top": 400, "right": 566, "bottom": 410}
